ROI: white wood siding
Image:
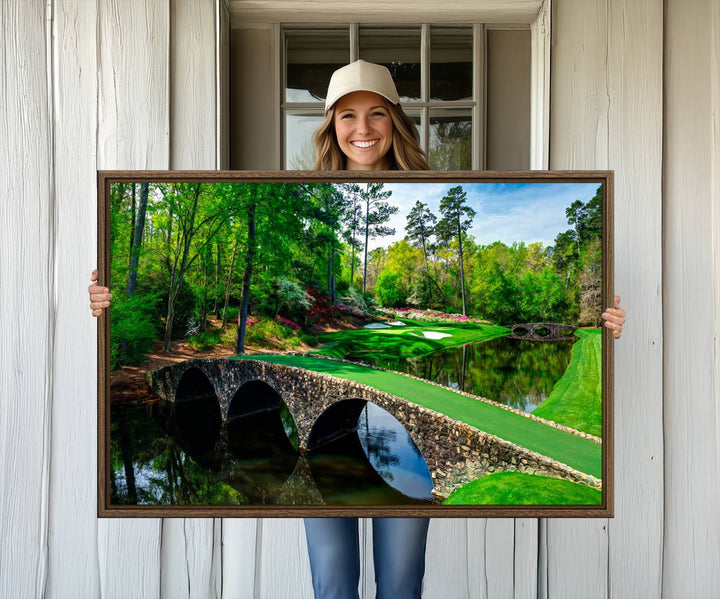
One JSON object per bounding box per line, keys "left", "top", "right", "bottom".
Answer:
{"left": 550, "top": 1, "right": 664, "bottom": 598}
{"left": 47, "top": 0, "right": 101, "bottom": 596}
{"left": 1, "top": 0, "right": 718, "bottom": 597}
{"left": 95, "top": 0, "right": 168, "bottom": 595}
{"left": 663, "top": 0, "right": 720, "bottom": 596}
{"left": 164, "top": 2, "right": 223, "bottom": 599}
{"left": 0, "top": 1, "right": 53, "bottom": 598}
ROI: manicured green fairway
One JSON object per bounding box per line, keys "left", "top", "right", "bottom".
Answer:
{"left": 312, "top": 321, "right": 510, "bottom": 360}
{"left": 532, "top": 329, "right": 602, "bottom": 437}
{"left": 442, "top": 471, "right": 602, "bottom": 505}
{"left": 231, "top": 354, "right": 602, "bottom": 478}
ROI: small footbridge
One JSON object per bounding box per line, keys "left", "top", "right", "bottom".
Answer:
{"left": 145, "top": 356, "right": 596, "bottom": 499}
{"left": 505, "top": 323, "right": 577, "bottom": 341}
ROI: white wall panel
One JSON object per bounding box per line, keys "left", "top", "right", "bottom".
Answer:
{"left": 551, "top": 0, "right": 664, "bottom": 597}
{"left": 96, "top": 0, "right": 169, "bottom": 595}
{"left": 423, "top": 519, "right": 471, "bottom": 599}
{"left": 97, "top": 0, "right": 169, "bottom": 170}
{"left": 162, "top": 2, "right": 222, "bottom": 597}
{"left": 0, "top": 1, "right": 53, "bottom": 597}
{"left": 170, "top": 0, "right": 217, "bottom": 170}
{"left": 663, "top": 1, "right": 720, "bottom": 595}
{"left": 548, "top": 3, "right": 610, "bottom": 594}
{"left": 221, "top": 519, "right": 257, "bottom": 598}
{"left": 256, "top": 519, "right": 314, "bottom": 599}
{"left": 47, "top": 0, "right": 101, "bottom": 596}
{"left": 471, "top": 519, "right": 517, "bottom": 599}
{"left": 512, "top": 519, "right": 539, "bottom": 599}
{"left": 605, "top": 1, "right": 664, "bottom": 597}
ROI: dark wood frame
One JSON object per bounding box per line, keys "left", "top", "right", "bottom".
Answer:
{"left": 98, "top": 170, "right": 614, "bottom": 518}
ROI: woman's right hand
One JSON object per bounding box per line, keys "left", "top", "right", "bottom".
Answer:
{"left": 89, "top": 269, "right": 112, "bottom": 317}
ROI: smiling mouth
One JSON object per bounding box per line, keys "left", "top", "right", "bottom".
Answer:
{"left": 350, "top": 139, "right": 379, "bottom": 149}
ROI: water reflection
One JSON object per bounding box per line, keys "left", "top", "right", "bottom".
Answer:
{"left": 111, "top": 395, "right": 434, "bottom": 506}
{"left": 358, "top": 402, "right": 434, "bottom": 500}
{"left": 308, "top": 400, "right": 434, "bottom": 505}
{"left": 349, "top": 336, "right": 575, "bottom": 413}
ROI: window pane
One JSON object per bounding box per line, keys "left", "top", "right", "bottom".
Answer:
{"left": 402, "top": 109, "right": 423, "bottom": 148}
{"left": 429, "top": 109, "right": 472, "bottom": 170}
{"left": 286, "top": 30, "right": 349, "bottom": 103}
{"left": 430, "top": 27, "right": 473, "bottom": 101}
{"left": 285, "top": 112, "right": 324, "bottom": 169}
{"left": 486, "top": 30, "right": 530, "bottom": 169}
{"left": 359, "top": 28, "right": 421, "bottom": 102}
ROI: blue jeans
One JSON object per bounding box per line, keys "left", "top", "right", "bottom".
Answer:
{"left": 304, "top": 517, "right": 430, "bottom": 599}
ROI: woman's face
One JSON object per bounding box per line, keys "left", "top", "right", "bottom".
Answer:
{"left": 333, "top": 91, "right": 394, "bottom": 171}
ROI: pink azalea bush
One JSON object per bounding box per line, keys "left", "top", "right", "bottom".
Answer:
{"left": 277, "top": 315, "right": 301, "bottom": 330}
{"left": 388, "top": 307, "right": 491, "bottom": 325}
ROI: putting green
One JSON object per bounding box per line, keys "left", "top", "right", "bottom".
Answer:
{"left": 230, "top": 354, "right": 602, "bottom": 478}
{"left": 312, "top": 321, "right": 510, "bottom": 360}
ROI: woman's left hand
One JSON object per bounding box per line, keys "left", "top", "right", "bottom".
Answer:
{"left": 602, "top": 295, "right": 626, "bottom": 339}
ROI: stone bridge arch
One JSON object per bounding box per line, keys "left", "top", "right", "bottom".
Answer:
{"left": 172, "top": 367, "right": 223, "bottom": 459}
{"left": 307, "top": 398, "right": 368, "bottom": 449}
{"left": 506, "top": 322, "right": 577, "bottom": 341}
{"left": 227, "top": 378, "right": 284, "bottom": 420}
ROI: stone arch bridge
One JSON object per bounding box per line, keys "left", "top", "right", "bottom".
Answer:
{"left": 145, "top": 357, "right": 593, "bottom": 498}
{"left": 505, "top": 323, "right": 577, "bottom": 341}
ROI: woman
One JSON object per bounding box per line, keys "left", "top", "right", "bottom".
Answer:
{"left": 89, "top": 60, "right": 626, "bottom": 598}
{"left": 302, "top": 60, "right": 432, "bottom": 599}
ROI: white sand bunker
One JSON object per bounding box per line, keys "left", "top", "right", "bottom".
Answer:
{"left": 364, "top": 322, "right": 391, "bottom": 329}
{"left": 409, "top": 331, "right": 452, "bottom": 340}
{"left": 388, "top": 321, "right": 406, "bottom": 326}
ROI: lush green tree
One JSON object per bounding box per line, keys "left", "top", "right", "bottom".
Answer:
{"left": 405, "top": 200, "right": 438, "bottom": 303}
{"left": 374, "top": 270, "right": 406, "bottom": 307}
{"left": 578, "top": 237, "right": 602, "bottom": 326}
{"left": 338, "top": 183, "right": 364, "bottom": 290}
{"left": 436, "top": 186, "right": 476, "bottom": 315}
{"left": 360, "top": 183, "right": 397, "bottom": 299}
{"left": 161, "top": 182, "right": 245, "bottom": 351}
{"left": 370, "top": 240, "right": 423, "bottom": 306}
{"left": 300, "top": 183, "right": 350, "bottom": 303}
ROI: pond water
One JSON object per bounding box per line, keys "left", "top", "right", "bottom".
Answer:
{"left": 346, "top": 335, "right": 576, "bottom": 413}
{"left": 110, "top": 398, "right": 433, "bottom": 506}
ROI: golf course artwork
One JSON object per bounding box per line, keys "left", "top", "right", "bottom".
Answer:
{"left": 97, "top": 171, "right": 613, "bottom": 517}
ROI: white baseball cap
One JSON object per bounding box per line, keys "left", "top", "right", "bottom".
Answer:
{"left": 324, "top": 60, "right": 400, "bottom": 112}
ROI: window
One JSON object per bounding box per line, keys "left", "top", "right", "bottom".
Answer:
{"left": 228, "top": 23, "right": 532, "bottom": 171}
{"left": 283, "top": 25, "right": 480, "bottom": 170}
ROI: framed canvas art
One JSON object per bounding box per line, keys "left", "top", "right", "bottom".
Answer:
{"left": 97, "top": 170, "right": 613, "bottom": 517}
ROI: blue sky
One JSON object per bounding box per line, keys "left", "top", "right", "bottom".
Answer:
{"left": 367, "top": 182, "right": 600, "bottom": 251}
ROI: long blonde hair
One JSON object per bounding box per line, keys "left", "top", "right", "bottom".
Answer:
{"left": 312, "top": 100, "right": 430, "bottom": 171}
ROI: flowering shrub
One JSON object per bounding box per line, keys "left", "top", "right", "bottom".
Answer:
{"left": 332, "top": 303, "right": 365, "bottom": 317}
{"left": 339, "top": 288, "right": 369, "bottom": 313}
{"left": 307, "top": 289, "right": 336, "bottom": 323}
{"left": 388, "top": 307, "right": 491, "bottom": 325}
{"left": 277, "top": 315, "right": 301, "bottom": 330}
{"left": 233, "top": 314, "right": 258, "bottom": 326}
